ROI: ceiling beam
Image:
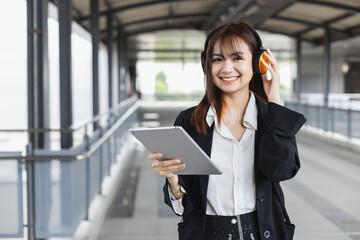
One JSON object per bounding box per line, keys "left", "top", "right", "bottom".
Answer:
{"left": 226, "top": 0, "right": 257, "bottom": 23}
{"left": 200, "top": 0, "right": 240, "bottom": 32}
{"left": 296, "top": 12, "right": 353, "bottom": 36}
{"left": 129, "top": 48, "right": 202, "bottom": 53}
{"left": 245, "top": 0, "right": 297, "bottom": 28}
{"left": 100, "top": 13, "right": 209, "bottom": 33}
{"left": 298, "top": 0, "right": 360, "bottom": 14}
{"left": 257, "top": 27, "right": 315, "bottom": 44}
{"left": 313, "top": 24, "right": 360, "bottom": 45}
{"left": 123, "top": 23, "right": 203, "bottom": 37}
{"left": 272, "top": 16, "right": 350, "bottom": 36}
{"left": 78, "top": 0, "right": 195, "bottom": 22}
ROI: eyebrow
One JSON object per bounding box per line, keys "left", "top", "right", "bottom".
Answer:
{"left": 212, "top": 51, "right": 245, "bottom": 57}
{"left": 230, "top": 51, "right": 245, "bottom": 56}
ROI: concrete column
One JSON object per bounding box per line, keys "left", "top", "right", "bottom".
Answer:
{"left": 58, "top": 0, "right": 73, "bottom": 231}
{"left": 323, "top": 28, "right": 331, "bottom": 131}
{"left": 107, "top": 11, "right": 113, "bottom": 109}
{"left": 117, "top": 28, "right": 122, "bottom": 103}
{"left": 59, "top": 0, "right": 73, "bottom": 148}
{"left": 295, "top": 36, "right": 302, "bottom": 102}
{"left": 27, "top": 0, "right": 50, "bottom": 238}
{"left": 91, "top": 0, "right": 99, "bottom": 130}
{"left": 323, "top": 28, "right": 331, "bottom": 108}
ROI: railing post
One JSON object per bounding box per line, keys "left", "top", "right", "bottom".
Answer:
{"left": 347, "top": 108, "right": 352, "bottom": 139}
{"left": 26, "top": 144, "right": 36, "bottom": 240}
{"left": 316, "top": 105, "right": 321, "bottom": 129}
{"left": 113, "top": 115, "right": 118, "bottom": 164}
{"left": 330, "top": 107, "right": 335, "bottom": 133}
{"left": 84, "top": 129, "right": 90, "bottom": 220}
{"left": 99, "top": 126, "right": 103, "bottom": 194}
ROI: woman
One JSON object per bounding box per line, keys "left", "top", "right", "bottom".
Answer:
{"left": 149, "top": 21, "right": 306, "bottom": 240}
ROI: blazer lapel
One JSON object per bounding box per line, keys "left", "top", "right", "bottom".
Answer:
{"left": 254, "top": 98, "right": 266, "bottom": 181}
{"left": 195, "top": 123, "right": 214, "bottom": 208}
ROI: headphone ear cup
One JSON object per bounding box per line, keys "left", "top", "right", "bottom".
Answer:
{"left": 252, "top": 48, "right": 265, "bottom": 74}
{"left": 259, "top": 51, "right": 270, "bottom": 74}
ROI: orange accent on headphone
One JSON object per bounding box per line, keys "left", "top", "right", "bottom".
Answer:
{"left": 259, "top": 52, "right": 270, "bottom": 74}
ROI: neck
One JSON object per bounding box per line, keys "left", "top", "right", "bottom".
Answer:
{"left": 222, "top": 91, "right": 250, "bottom": 114}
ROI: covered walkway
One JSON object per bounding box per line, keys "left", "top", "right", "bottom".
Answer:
{"left": 1, "top": 1, "right": 360, "bottom": 240}
{"left": 72, "top": 103, "right": 360, "bottom": 240}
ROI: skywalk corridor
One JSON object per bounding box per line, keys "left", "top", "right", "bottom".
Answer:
{"left": 95, "top": 103, "right": 360, "bottom": 240}
{"left": 2, "top": 1, "right": 360, "bottom": 239}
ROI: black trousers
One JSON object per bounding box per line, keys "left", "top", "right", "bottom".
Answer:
{"left": 203, "top": 211, "right": 260, "bottom": 240}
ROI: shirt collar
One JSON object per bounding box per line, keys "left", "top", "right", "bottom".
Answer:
{"left": 205, "top": 92, "right": 258, "bottom": 130}
{"left": 243, "top": 93, "right": 258, "bottom": 130}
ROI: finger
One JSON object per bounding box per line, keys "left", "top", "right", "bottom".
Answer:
{"left": 152, "top": 160, "right": 160, "bottom": 168}
{"left": 264, "top": 50, "right": 278, "bottom": 71}
{"left": 149, "top": 152, "right": 162, "bottom": 160}
{"left": 159, "top": 163, "right": 186, "bottom": 172}
{"left": 264, "top": 48, "right": 277, "bottom": 64}
{"left": 265, "top": 70, "right": 272, "bottom": 81}
{"left": 157, "top": 158, "right": 182, "bottom": 167}
{"left": 261, "top": 59, "right": 274, "bottom": 75}
{"left": 263, "top": 51, "right": 276, "bottom": 69}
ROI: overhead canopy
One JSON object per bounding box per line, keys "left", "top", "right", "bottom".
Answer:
{"left": 70, "top": 0, "right": 360, "bottom": 43}
{"left": 59, "top": 0, "right": 360, "bottom": 62}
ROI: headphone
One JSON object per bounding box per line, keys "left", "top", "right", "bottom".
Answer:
{"left": 201, "top": 25, "right": 269, "bottom": 74}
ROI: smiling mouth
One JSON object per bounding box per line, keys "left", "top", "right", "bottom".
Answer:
{"left": 220, "top": 76, "right": 239, "bottom": 82}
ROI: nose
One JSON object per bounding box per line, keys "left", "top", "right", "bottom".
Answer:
{"left": 221, "top": 60, "right": 234, "bottom": 73}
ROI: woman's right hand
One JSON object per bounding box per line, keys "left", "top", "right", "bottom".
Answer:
{"left": 148, "top": 152, "right": 186, "bottom": 187}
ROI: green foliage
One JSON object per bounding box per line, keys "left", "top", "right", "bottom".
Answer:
{"left": 155, "top": 70, "right": 168, "bottom": 92}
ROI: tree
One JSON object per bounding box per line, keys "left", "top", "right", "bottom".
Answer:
{"left": 155, "top": 70, "right": 168, "bottom": 92}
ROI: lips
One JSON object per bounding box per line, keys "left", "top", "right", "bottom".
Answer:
{"left": 220, "top": 76, "right": 239, "bottom": 82}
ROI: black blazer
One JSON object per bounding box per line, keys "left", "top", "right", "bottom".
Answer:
{"left": 163, "top": 98, "right": 306, "bottom": 240}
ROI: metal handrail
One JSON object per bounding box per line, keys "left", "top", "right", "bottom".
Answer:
{"left": 0, "top": 96, "right": 138, "bottom": 133}
{"left": 70, "top": 96, "right": 137, "bottom": 130}
{"left": 0, "top": 100, "right": 139, "bottom": 161}
{"left": 285, "top": 101, "right": 360, "bottom": 140}
{"left": 288, "top": 101, "right": 360, "bottom": 113}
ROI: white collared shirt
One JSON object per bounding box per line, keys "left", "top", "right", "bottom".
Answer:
{"left": 170, "top": 92, "right": 258, "bottom": 216}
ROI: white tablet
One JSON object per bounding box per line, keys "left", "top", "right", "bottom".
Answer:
{"left": 129, "top": 126, "right": 222, "bottom": 175}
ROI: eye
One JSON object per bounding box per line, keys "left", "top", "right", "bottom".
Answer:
{"left": 212, "top": 58, "right": 222, "bottom": 62}
{"left": 234, "top": 56, "right": 243, "bottom": 61}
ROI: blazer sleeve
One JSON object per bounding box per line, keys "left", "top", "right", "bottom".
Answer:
{"left": 258, "top": 102, "right": 306, "bottom": 182}
{"left": 163, "top": 110, "right": 195, "bottom": 216}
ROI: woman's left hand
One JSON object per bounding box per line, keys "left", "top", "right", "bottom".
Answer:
{"left": 260, "top": 48, "right": 281, "bottom": 105}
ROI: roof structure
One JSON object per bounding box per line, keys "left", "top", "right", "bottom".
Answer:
{"left": 55, "top": 0, "right": 360, "bottom": 61}
{"left": 69, "top": 0, "right": 360, "bottom": 42}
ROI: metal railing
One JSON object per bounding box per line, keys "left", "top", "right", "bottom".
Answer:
{"left": 285, "top": 101, "right": 360, "bottom": 140}
{"left": 0, "top": 97, "right": 139, "bottom": 239}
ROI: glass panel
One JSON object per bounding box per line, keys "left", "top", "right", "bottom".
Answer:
{"left": 0, "top": 155, "right": 23, "bottom": 237}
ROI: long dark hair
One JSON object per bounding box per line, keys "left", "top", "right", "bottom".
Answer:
{"left": 191, "top": 21, "right": 268, "bottom": 134}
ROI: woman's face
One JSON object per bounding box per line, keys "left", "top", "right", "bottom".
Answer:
{"left": 211, "top": 37, "right": 253, "bottom": 96}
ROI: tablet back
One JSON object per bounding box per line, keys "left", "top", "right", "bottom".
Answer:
{"left": 129, "top": 126, "right": 222, "bottom": 175}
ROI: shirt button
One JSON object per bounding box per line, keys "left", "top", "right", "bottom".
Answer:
{"left": 264, "top": 230, "right": 271, "bottom": 238}
{"left": 231, "top": 218, "right": 237, "bottom": 224}
{"left": 258, "top": 196, "right": 264, "bottom": 202}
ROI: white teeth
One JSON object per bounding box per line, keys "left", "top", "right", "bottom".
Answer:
{"left": 221, "top": 76, "right": 238, "bottom": 81}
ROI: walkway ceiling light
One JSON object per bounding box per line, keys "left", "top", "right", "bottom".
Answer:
{"left": 341, "top": 62, "right": 349, "bottom": 74}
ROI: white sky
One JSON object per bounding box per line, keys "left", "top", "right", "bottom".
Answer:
{"left": 137, "top": 61, "right": 205, "bottom": 95}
